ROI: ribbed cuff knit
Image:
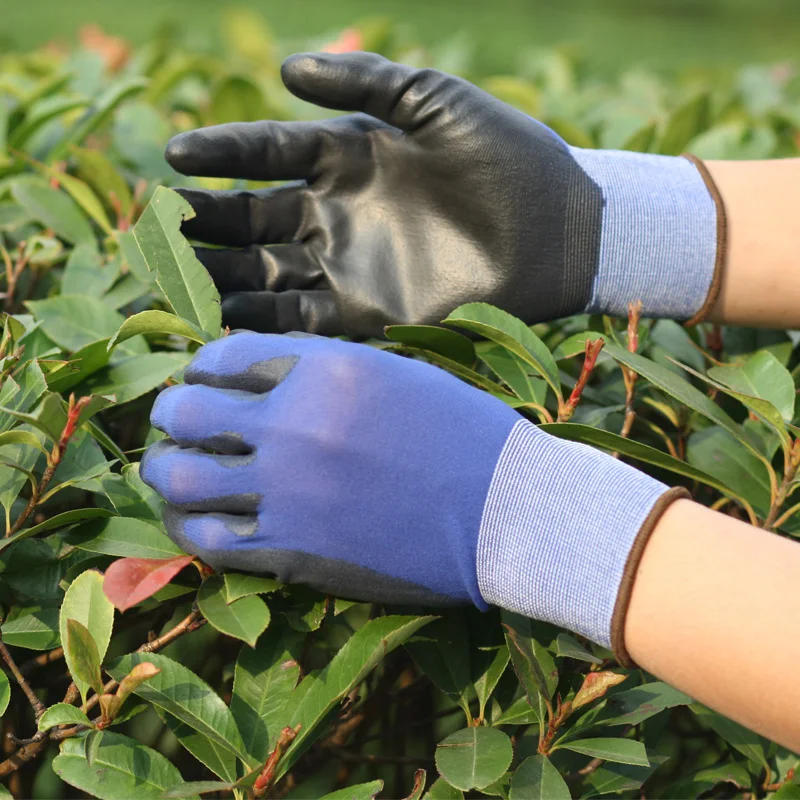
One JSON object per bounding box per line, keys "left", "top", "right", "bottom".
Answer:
{"left": 569, "top": 148, "right": 719, "bottom": 321}
{"left": 476, "top": 419, "right": 672, "bottom": 649}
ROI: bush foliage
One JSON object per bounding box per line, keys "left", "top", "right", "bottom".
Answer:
{"left": 0, "top": 10, "right": 799, "bottom": 800}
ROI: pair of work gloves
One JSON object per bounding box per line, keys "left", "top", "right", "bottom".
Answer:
{"left": 141, "top": 52, "right": 724, "bottom": 663}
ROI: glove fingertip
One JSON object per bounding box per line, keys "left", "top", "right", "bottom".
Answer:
{"left": 164, "top": 132, "right": 198, "bottom": 174}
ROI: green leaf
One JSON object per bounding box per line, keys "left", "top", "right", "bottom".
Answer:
{"left": 668, "top": 761, "right": 752, "bottom": 797}
{"left": 197, "top": 575, "right": 271, "bottom": 647}
{"left": 48, "top": 77, "right": 149, "bottom": 161}
{"left": 424, "top": 777, "right": 464, "bottom": 799}
{"left": 53, "top": 731, "right": 192, "bottom": 800}
{"left": 0, "top": 428, "right": 48, "bottom": 454}
{"left": 406, "top": 611, "right": 473, "bottom": 722}
{"left": 82, "top": 352, "right": 191, "bottom": 404}
{"left": 0, "top": 426, "right": 43, "bottom": 512}
{"left": 687, "top": 427, "right": 772, "bottom": 514}
{"left": 659, "top": 93, "right": 710, "bottom": 154}
{"left": 472, "top": 644, "right": 510, "bottom": 723}
{"left": 26, "top": 296, "right": 147, "bottom": 357}
{"left": 64, "top": 619, "right": 105, "bottom": 702}
{"left": 38, "top": 703, "right": 92, "bottom": 732}
{"left": 0, "top": 669, "right": 9, "bottom": 716}
{"left": 384, "top": 324, "right": 476, "bottom": 366}
{"left": 157, "top": 710, "right": 237, "bottom": 783}
{"left": 162, "top": 781, "right": 236, "bottom": 799}
{"left": 670, "top": 356, "right": 789, "bottom": 447}
{"left": 579, "top": 756, "right": 668, "bottom": 798}
{"left": 435, "top": 727, "right": 514, "bottom": 791}
{"left": 0, "top": 508, "right": 114, "bottom": 553}
{"left": 278, "top": 615, "right": 435, "bottom": 779}
{"left": 60, "top": 570, "right": 115, "bottom": 703}
{"left": 65, "top": 517, "right": 184, "bottom": 559}
{"left": 502, "top": 612, "right": 557, "bottom": 712}
{"left": 62, "top": 242, "right": 118, "bottom": 297}
{"left": 132, "top": 187, "right": 222, "bottom": 336}
{"left": 587, "top": 682, "right": 693, "bottom": 728}
{"left": 602, "top": 343, "right": 753, "bottom": 449}
{"left": 11, "top": 178, "right": 94, "bottom": 244}
{"left": 559, "top": 737, "right": 649, "bottom": 767}
{"left": 493, "top": 695, "right": 540, "bottom": 726}
{"left": 319, "top": 781, "right": 385, "bottom": 800}
{"left": 478, "top": 345, "right": 548, "bottom": 405}
{"left": 551, "top": 332, "right": 606, "bottom": 362}
{"left": 541, "top": 423, "right": 746, "bottom": 501}
{"left": 71, "top": 145, "right": 133, "bottom": 218}
{"left": 8, "top": 95, "right": 90, "bottom": 149}
{"left": 510, "top": 755, "right": 570, "bottom": 800}
{"left": 690, "top": 704, "right": 769, "bottom": 768}
{"left": 224, "top": 573, "right": 280, "bottom": 603}
{"left": 84, "top": 729, "right": 104, "bottom": 766}
{"left": 231, "top": 621, "right": 303, "bottom": 763}
{"left": 1, "top": 605, "right": 60, "bottom": 649}
{"left": 554, "top": 633, "right": 603, "bottom": 665}
{"left": 443, "top": 303, "right": 562, "bottom": 400}
{"left": 108, "top": 310, "right": 209, "bottom": 352}
{"left": 106, "top": 651, "right": 253, "bottom": 766}
{"left": 47, "top": 339, "right": 112, "bottom": 393}
{"left": 710, "top": 350, "right": 795, "bottom": 422}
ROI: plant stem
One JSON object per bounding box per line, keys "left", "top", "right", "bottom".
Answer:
{"left": 0, "top": 638, "right": 46, "bottom": 721}
{"left": 618, "top": 301, "right": 642, "bottom": 442}
{"left": 764, "top": 439, "right": 800, "bottom": 529}
{"left": 7, "top": 394, "right": 93, "bottom": 537}
{"left": 557, "top": 338, "right": 605, "bottom": 422}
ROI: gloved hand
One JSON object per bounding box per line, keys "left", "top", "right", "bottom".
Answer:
{"left": 165, "top": 51, "right": 725, "bottom": 339}
{"left": 140, "top": 332, "right": 686, "bottom": 659}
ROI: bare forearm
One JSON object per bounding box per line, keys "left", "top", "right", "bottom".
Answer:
{"left": 625, "top": 498, "right": 800, "bottom": 753}
{"left": 706, "top": 158, "right": 800, "bottom": 329}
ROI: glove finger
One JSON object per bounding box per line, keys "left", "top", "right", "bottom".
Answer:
{"left": 162, "top": 506, "right": 260, "bottom": 572}
{"left": 221, "top": 289, "right": 342, "bottom": 336}
{"left": 150, "top": 384, "right": 261, "bottom": 452}
{"left": 177, "top": 183, "right": 307, "bottom": 247}
{"left": 139, "top": 439, "right": 259, "bottom": 512}
{"left": 196, "top": 244, "right": 324, "bottom": 294}
{"left": 184, "top": 331, "right": 323, "bottom": 392}
{"left": 166, "top": 120, "right": 333, "bottom": 181}
{"left": 281, "top": 51, "right": 449, "bottom": 132}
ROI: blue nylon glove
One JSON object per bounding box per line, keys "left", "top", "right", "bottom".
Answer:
{"left": 140, "top": 332, "right": 686, "bottom": 655}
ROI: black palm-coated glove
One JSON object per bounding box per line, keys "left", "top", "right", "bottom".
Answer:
{"left": 165, "top": 52, "right": 725, "bottom": 338}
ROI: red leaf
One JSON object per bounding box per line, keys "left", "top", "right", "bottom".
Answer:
{"left": 103, "top": 555, "right": 194, "bottom": 612}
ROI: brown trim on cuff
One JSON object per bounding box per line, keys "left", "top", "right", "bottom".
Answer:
{"left": 610, "top": 486, "right": 691, "bottom": 668}
{"left": 681, "top": 153, "right": 728, "bottom": 327}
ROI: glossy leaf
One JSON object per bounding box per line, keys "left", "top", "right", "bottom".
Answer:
{"left": 560, "top": 737, "right": 649, "bottom": 767}
{"left": 82, "top": 352, "right": 191, "bottom": 404}
{"left": 26, "top": 296, "right": 147, "bottom": 357}
{"left": 60, "top": 570, "right": 114, "bottom": 702}
{"left": 691, "top": 704, "right": 769, "bottom": 767}
{"left": 579, "top": 756, "right": 668, "bottom": 798}
{"left": 478, "top": 344, "right": 548, "bottom": 405}
{"left": 502, "top": 612, "right": 557, "bottom": 713}
{"left": 0, "top": 508, "right": 114, "bottom": 554}
{"left": 108, "top": 310, "right": 209, "bottom": 351}
{"left": 435, "top": 727, "right": 513, "bottom": 791}
{"left": 385, "top": 324, "right": 476, "bottom": 366}
{"left": 320, "top": 781, "right": 385, "bottom": 800}
{"left": 157, "top": 710, "right": 237, "bottom": 783}
{"left": 197, "top": 575, "right": 271, "bottom": 647}
{"left": 472, "top": 644, "right": 510, "bottom": 723}
{"left": 53, "top": 731, "right": 191, "bottom": 800}
{"left": 38, "top": 703, "right": 92, "bottom": 732}
{"left": 278, "top": 616, "right": 435, "bottom": 779}
{"left": 554, "top": 633, "right": 602, "bottom": 665}
{"left": 224, "top": 573, "right": 279, "bottom": 602}
{"left": 231, "top": 622, "right": 303, "bottom": 762}
{"left": 106, "top": 651, "right": 252, "bottom": 765}
{"left": 443, "top": 303, "right": 562, "bottom": 400}
{"left": 587, "top": 681, "right": 693, "bottom": 729}
{"left": 103, "top": 555, "right": 194, "bottom": 611}
{"left": 0, "top": 670, "right": 9, "bottom": 717}
{"left": 572, "top": 671, "right": 627, "bottom": 711}
{"left": 510, "top": 755, "right": 570, "bottom": 800}
{"left": 132, "top": 187, "right": 222, "bottom": 336}
{"left": 0, "top": 605, "right": 60, "bottom": 649}
{"left": 424, "top": 778, "right": 464, "bottom": 799}
{"left": 62, "top": 242, "right": 118, "bottom": 297}
{"left": 659, "top": 93, "right": 710, "bottom": 154}
{"left": 65, "top": 619, "right": 105, "bottom": 702}
{"left": 65, "top": 517, "right": 184, "bottom": 559}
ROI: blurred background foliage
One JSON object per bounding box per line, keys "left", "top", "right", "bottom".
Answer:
{"left": 3, "top": 0, "right": 800, "bottom": 77}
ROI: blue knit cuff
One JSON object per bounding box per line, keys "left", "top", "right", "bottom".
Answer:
{"left": 569, "top": 148, "right": 719, "bottom": 321}
{"left": 476, "top": 420, "right": 670, "bottom": 648}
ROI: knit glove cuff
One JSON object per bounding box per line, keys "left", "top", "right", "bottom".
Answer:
{"left": 476, "top": 420, "right": 689, "bottom": 664}
{"left": 569, "top": 147, "right": 727, "bottom": 324}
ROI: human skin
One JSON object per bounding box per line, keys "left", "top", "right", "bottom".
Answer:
{"left": 706, "top": 158, "right": 800, "bottom": 329}
{"left": 624, "top": 498, "right": 800, "bottom": 754}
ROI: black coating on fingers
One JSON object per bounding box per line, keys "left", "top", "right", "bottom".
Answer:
{"left": 221, "top": 290, "right": 341, "bottom": 335}
{"left": 163, "top": 506, "right": 460, "bottom": 606}
{"left": 185, "top": 355, "right": 299, "bottom": 394}
{"left": 176, "top": 184, "right": 307, "bottom": 247}
{"left": 166, "top": 492, "right": 261, "bottom": 515}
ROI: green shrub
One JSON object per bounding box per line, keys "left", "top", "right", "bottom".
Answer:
{"left": 0, "top": 11, "right": 798, "bottom": 799}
